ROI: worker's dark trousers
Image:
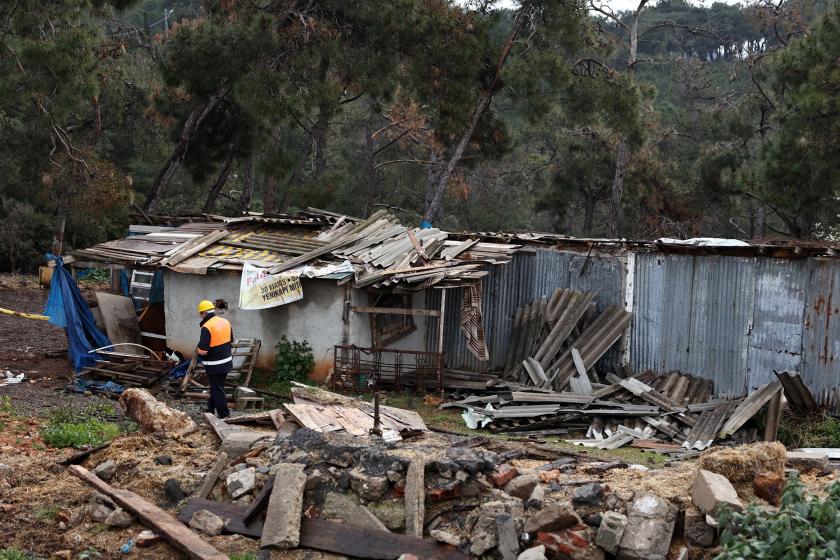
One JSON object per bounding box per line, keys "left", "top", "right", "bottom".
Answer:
{"left": 207, "top": 373, "right": 230, "bottom": 418}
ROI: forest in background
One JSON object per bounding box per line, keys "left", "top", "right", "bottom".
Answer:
{"left": 1, "top": 0, "right": 838, "bottom": 271}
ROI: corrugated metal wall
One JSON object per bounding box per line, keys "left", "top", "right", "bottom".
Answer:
{"left": 428, "top": 247, "right": 840, "bottom": 404}
{"left": 428, "top": 249, "right": 625, "bottom": 372}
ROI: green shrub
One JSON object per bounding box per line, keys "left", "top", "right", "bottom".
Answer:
{"left": 716, "top": 474, "right": 840, "bottom": 559}
{"left": 273, "top": 336, "right": 315, "bottom": 393}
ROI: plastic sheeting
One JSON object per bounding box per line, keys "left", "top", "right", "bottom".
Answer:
{"left": 43, "top": 254, "right": 111, "bottom": 372}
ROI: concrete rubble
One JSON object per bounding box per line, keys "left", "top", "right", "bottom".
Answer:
{"left": 118, "top": 388, "right": 197, "bottom": 436}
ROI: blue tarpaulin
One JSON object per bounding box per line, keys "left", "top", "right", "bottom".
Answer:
{"left": 43, "top": 254, "right": 112, "bottom": 372}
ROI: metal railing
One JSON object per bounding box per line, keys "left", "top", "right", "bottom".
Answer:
{"left": 332, "top": 344, "right": 442, "bottom": 393}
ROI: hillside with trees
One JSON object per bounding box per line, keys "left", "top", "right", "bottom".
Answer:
{"left": 0, "top": 0, "right": 837, "bottom": 271}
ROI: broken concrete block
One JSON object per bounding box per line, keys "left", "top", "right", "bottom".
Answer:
{"left": 226, "top": 467, "right": 256, "bottom": 499}
{"left": 497, "top": 513, "right": 519, "bottom": 560}
{"left": 135, "top": 529, "right": 160, "bottom": 547}
{"left": 261, "top": 463, "right": 307, "bottom": 549}
{"left": 90, "top": 503, "right": 113, "bottom": 524}
{"left": 573, "top": 483, "right": 607, "bottom": 507}
{"left": 538, "top": 527, "right": 604, "bottom": 560}
{"left": 505, "top": 474, "right": 540, "bottom": 500}
{"left": 595, "top": 510, "right": 627, "bottom": 555}
{"left": 684, "top": 507, "right": 715, "bottom": 548}
{"left": 189, "top": 509, "right": 224, "bottom": 536}
{"left": 104, "top": 508, "right": 133, "bottom": 528}
{"left": 518, "top": 545, "right": 548, "bottom": 560}
{"left": 430, "top": 529, "right": 461, "bottom": 547}
{"left": 322, "top": 491, "right": 389, "bottom": 532}
{"left": 349, "top": 469, "right": 390, "bottom": 501}
{"left": 692, "top": 469, "right": 743, "bottom": 515}
{"left": 92, "top": 460, "right": 116, "bottom": 481}
{"left": 119, "top": 388, "right": 197, "bottom": 436}
{"left": 491, "top": 464, "right": 520, "bottom": 487}
{"left": 786, "top": 451, "right": 829, "bottom": 473}
{"left": 616, "top": 494, "right": 676, "bottom": 560}
{"left": 524, "top": 501, "right": 581, "bottom": 533}
{"left": 753, "top": 472, "right": 784, "bottom": 506}
{"left": 527, "top": 484, "right": 545, "bottom": 510}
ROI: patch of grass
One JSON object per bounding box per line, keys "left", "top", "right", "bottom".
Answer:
{"left": 41, "top": 418, "right": 120, "bottom": 449}
{"left": 0, "top": 396, "right": 18, "bottom": 417}
{"left": 33, "top": 506, "right": 60, "bottom": 521}
{"left": 229, "top": 554, "right": 258, "bottom": 560}
{"left": 0, "top": 548, "right": 30, "bottom": 560}
{"left": 778, "top": 410, "right": 840, "bottom": 448}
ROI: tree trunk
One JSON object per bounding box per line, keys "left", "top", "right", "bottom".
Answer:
{"left": 424, "top": 151, "right": 443, "bottom": 223}
{"left": 263, "top": 174, "right": 276, "bottom": 214}
{"left": 364, "top": 96, "right": 378, "bottom": 215}
{"left": 582, "top": 190, "right": 596, "bottom": 236}
{"left": 241, "top": 157, "right": 255, "bottom": 213}
{"left": 144, "top": 84, "right": 230, "bottom": 212}
{"left": 51, "top": 184, "right": 72, "bottom": 257}
{"left": 202, "top": 153, "right": 234, "bottom": 214}
{"left": 606, "top": 0, "right": 646, "bottom": 239}
{"left": 607, "top": 139, "right": 628, "bottom": 238}
{"left": 424, "top": 5, "right": 529, "bottom": 223}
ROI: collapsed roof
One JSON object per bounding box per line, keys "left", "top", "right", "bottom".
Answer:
{"left": 72, "top": 209, "right": 519, "bottom": 291}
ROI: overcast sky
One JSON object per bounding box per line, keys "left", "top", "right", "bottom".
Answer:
{"left": 487, "top": 0, "right": 742, "bottom": 13}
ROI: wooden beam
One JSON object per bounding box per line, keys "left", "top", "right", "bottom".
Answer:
{"left": 764, "top": 389, "right": 783, "bottom": 442}
{"left": 406, "top": 230, "right": 430, "bottom": 262}
{"left": 351, "top": 306, "right": 441, "bottom": 317}
{"left": 196, "top": 452, "right": 229, "bottom": 500}
{"left": 404, "top": 458, "right": 425, "bottom": 538}
{"left": 67, "top": 466, "right": 228, "bottom": 560}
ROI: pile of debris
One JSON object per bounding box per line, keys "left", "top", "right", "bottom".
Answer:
{"left": 60, "top": 385, "right": 836, "bottom": 560}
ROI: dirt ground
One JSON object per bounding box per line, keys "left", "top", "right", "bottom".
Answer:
{"left": 1, "top": 275, "right": 838, "bottom": 560}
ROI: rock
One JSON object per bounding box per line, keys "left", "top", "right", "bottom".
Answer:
{"left": 368, "top": 499, "right": 406, "bottom": 531}
{"left": 616, "top": 495, "right": 676, "bottom": 560}
{"left": 692, "top": 469, "right": 743, "bottom": 515}
{"left": 119, "top": 388, "right": 197, "bottom": 436}
{"left": 93, "top": 459, "right": 117, "bottom": 481}
{"left": 90, "top": 503, "right": 113, "bottom": 523}
{"left": 323, "top": 491, "right": 389, "bottom": 532}
{"left": 497, "top": 513, "right": 519, "bottom": 560}
{"left": 492, "top": 464, "right": 520, "bottom": 487}
{"left": 163, "top": 478, "right": 185, "bottom": 502}
{"left": 527, "top": 485, "right": 545, "bottom": 510}
{"left": 505, "top": 474, "right": 540, "bottom": 500}
{"left": 226, "top": 467, "right": 256, "bottom": 499}
{"left": 350, "top": 470, "right": 390, "bottom": 501}
{"left": 525, "top": 501, "right": 581, "bottom": 533}
{"left": 583, "top": 513, "right": 602, "bottom": 529}
{"left": 595, "top": 511, "right": 627, "bottom": 555}
{"left": 89, "top": 491, "right": 116, "bottom": 508}
{"left": 539, "top": 470, "right": 562, "bottom": 483}
{"left": 430, "top": 529, "right": 461, "bottom": 546}
{"left": 306, "top": 469, "right": 331, "bottom": 490}
{"left": 189, "top": 509, "right": 225, "bottom": 536}
{"left": 538, "top": 526, "right": 604, "bottom": 560}
{"left": 154, "top": 455, "right": 173, "bottom": 466}
{"left": 684, "top": 507, "right": 715, "bottom": 548}
{"left": 262, "top": 463, "right": 307, "bottom": 549}
{"left": 396, "top": 555, "right": 419, "bottom": 560}
{"left": 572, "top": 483, "right": 606, "bottom": 507}
{"left": 104, "top": 508, "right": 133, "bottom": 528}
{"left": 518, "top": 545, "right": 548, "bottom": 560}
{"left": 786, "top": 451, "right": 829, "bottom": 473}
{"left": 753, "top": 472, "right": 784, "bottom": 506}
{"left": 135, "top": 529, "right": 161, "bottom": 546}
{"left": 52, "top": 551, "right": 72, "bottom": 560}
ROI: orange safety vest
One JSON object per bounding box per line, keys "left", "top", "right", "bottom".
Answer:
{"left": 204, "top": 315, "right": 232, "bottom": 347}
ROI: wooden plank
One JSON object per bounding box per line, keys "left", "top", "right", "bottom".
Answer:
{"left": 94, "top": 292, "right": 143, "bottom": 354}
{"left": 196, "top": 452, "right": 229, "bottom": 500}
{"left": 299, "top": 517, "right": 468, "bottom": 560}
{"left": 406, "top": 230, "right": 430, "bottom": 261}
{"left": 178, "top": 498, "right": 262, "bottom": 538}
{"left": 351, "top": 306, "right": 441, "bottom": 317}
{"left": 775, "top": 371, "right": 819, "bottom": 413}
{"left": 243, "top": 475, "right": 274, "bottom": 523}
{"left": 68, "top": 466, "right": 228, "bottom": 560}
{"left": 764, "top": 389, "right": 783, "bottom": 442}
{"left": 405, "top": 458, "right": 425, "bottom": 538}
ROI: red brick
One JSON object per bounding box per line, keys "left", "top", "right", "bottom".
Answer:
{"left": 490, "top": 464, "right": 519, "bottom": 487}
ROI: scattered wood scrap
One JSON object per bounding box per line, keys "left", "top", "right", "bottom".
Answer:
{"left": 68, "top": 465, "right": 228, "bottom": 560}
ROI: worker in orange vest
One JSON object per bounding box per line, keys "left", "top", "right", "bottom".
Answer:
{"left": 196, "top": 300, "right": 233, "bottom": 418}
